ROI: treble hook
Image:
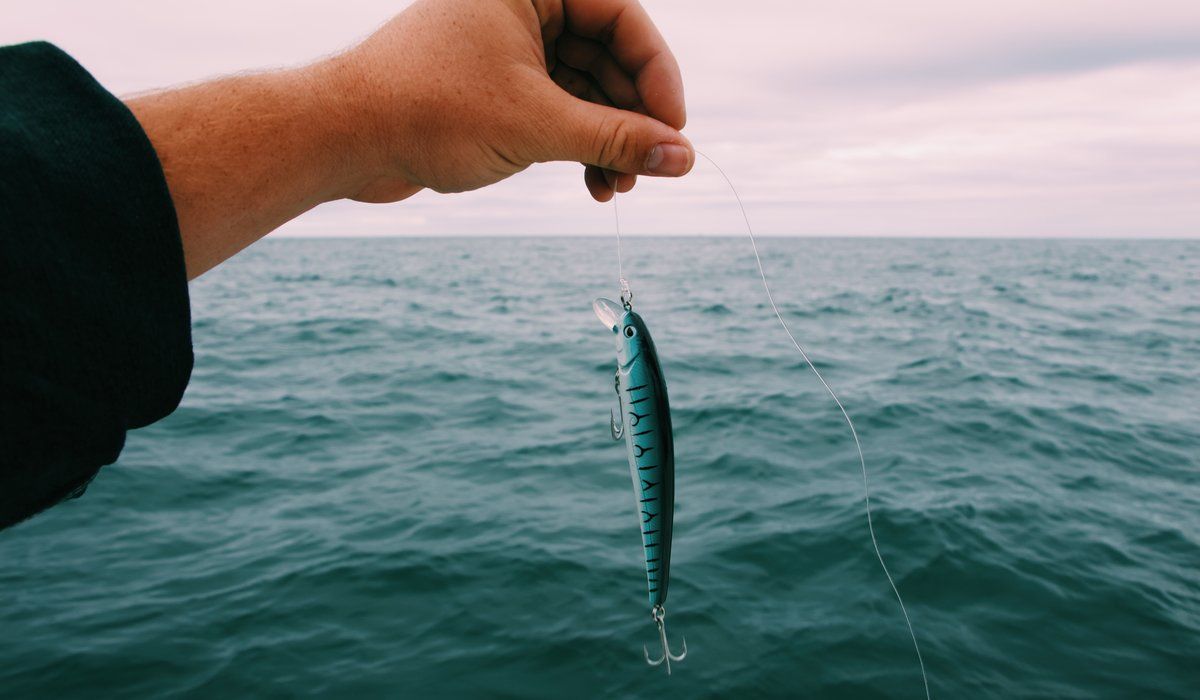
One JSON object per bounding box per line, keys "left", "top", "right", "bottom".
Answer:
{"left": 643, "top": 605, "right": 686, "bottom": 675}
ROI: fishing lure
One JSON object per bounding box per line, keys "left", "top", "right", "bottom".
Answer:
{"left": 594, "top": 289, "right": 687, "bottom": 674}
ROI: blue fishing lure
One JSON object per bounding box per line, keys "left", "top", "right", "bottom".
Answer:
{"left": 595, "top": 295, "right": 686, "bottom": 674}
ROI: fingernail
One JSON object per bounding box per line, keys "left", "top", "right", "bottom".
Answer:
{"left": 645, "top": 143, "right": 690, "bottom": 176}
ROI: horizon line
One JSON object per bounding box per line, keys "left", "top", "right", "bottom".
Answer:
{"left": 267, "top": 233, "right": 1199, "bottom": 241}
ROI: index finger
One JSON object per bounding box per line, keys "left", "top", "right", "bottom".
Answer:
{"left": 561, "top": 0, "right": 686, "bottom": 129}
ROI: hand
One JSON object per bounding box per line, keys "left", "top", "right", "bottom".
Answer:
{"left": 327, "top": 0, "right": 693, "bottom": 203}
{"left": 127, "top": 0, "right": 690, "bottom": 278}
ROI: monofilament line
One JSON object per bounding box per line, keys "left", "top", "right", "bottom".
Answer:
{"left": 694, "top": 150, "right": 930, "bottom": 700}
{"left": 614, "top": 191, "right": 624, "bottom": 283}
{"left": 613, "top": 192, "right": 632, "bottom": 305}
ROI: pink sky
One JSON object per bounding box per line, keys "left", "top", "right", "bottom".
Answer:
{"left": 5, "top": 1, "right": 1200, "bottom": 237}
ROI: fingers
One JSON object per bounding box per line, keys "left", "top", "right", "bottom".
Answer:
{"left": 562, "top": 0, "right": 686, "bottom": 129}
{"left": 584, "top": 164, "right": 613, "bottom": 201}
{"left": 549, "top": 64, "right": 641, "bottom": 200}
{"left": 556, "top": 34, "right": 642, "bottom": 110}
{"left": 604, "top": 169, "right": 636, "bottom": 193}
{"left": 583, "top": 166, "right": 636, "bottom": 202}
{"left": 533, "top": 0, "right": 689, "bottom": 200}
{"left": 543, "top": 88, "right": 693, "bottom": 178}
{"left": 531, "top": 0, "right": 565, "bottom": 70}
{"left": 551, "top": 64, "right": 611, "bottom": 107}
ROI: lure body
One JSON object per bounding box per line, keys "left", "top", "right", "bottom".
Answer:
{"left": 596, "top": 296, "right": 686, "bottom": 673}
{"left": 594, "top": 298, "right": 675, "bottom": 609}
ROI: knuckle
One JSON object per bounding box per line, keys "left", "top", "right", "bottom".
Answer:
{"left": 592, "top": 117, "right": 635, "bottom": 169}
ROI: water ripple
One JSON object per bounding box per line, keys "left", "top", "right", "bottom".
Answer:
{"left": 1, "top": 238, "right": 1197, "bottom": 697}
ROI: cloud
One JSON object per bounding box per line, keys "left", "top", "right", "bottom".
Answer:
{"left": 3, "top": 0, "right": 1198, "bottom": 237}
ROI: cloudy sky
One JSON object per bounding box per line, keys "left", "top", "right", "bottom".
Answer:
{"left": 5, "top": 1, "right": 1200, "bottom": 237}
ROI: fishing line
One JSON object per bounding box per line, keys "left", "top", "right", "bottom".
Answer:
{"left": 610, "top": 152, "right": 930, "bottom": 698}
{"left": 614, "top": 190, "right": 624, "bottom": 283}
{"left": 613, "top": 191, "right": 631, "bottom": 306}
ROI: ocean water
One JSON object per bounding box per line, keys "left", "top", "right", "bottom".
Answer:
{"left": 2, "top": 237, "right": 1198, "bottom": 698}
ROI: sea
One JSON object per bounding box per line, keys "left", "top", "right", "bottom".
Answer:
{"left": 1, "top": 237, "right": 1197, "bottom": 698}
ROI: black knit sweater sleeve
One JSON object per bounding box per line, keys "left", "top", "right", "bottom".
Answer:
{"left": 0, "top": 42, "right": 192, "bottom": 529}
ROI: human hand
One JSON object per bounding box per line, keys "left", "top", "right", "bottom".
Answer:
{"left": 127, "top": 0, "right": 690, "bottom": 277}
{"left": 324, "top": 0, "right": 693, "bottom": 203}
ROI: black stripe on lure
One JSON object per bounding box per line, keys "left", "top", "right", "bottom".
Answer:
{"left": 594, "top": 291, "right": 687, "bottom": 674}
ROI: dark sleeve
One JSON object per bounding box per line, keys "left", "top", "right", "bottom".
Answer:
{"left": 0, "top": 42, "right": 192, "bottom": 529}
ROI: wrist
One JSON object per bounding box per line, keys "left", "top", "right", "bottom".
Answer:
{"left": 287, "top": 59, "right": 371, "bottom": 203}
{"left": 303, "top": 51, "right": 421, "bottom": 204}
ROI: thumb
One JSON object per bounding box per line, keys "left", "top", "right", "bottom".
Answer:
{"left": 546, "top": 95, "right": 694, "bottom": 177}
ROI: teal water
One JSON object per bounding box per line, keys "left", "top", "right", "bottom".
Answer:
{"left": 2, "top": 238, "right": 1198, "bottom": 698}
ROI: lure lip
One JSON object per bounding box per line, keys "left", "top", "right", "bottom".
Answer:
{"left": 592, "top": 297, "right": 625, "bottom": 331}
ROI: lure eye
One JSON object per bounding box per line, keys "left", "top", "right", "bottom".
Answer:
{"left": 624, "top": 326, "right": 637, "bottom": 338}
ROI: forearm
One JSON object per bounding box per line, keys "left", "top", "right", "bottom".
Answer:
{"left": 125, "top": 61, "right": 364, "bottom": 279}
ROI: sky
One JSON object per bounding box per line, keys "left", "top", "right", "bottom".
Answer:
{"left": 5, "top": 1, "right": 1200, "bottom": 237}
